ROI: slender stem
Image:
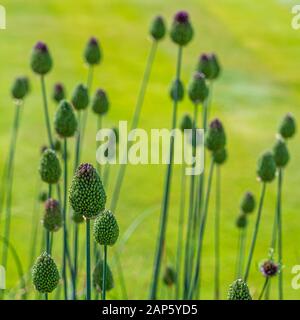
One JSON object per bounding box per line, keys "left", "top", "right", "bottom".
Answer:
{"left": 62, "top": 138, "right": 68, "bottom": 300}
{"left": 258, "top": 277, "right": 269, "bottom": 300}
{"left": 175, "top": 164, "right": 186, "bottom": 299}
{"left": 74, "top": 111, "right": 82, "bottom": 171}
{"left": 188, "top": 158, "right": 215, "bottom": 299}
{"left": 2, "top": 103, "right": 22, "bottom": 269}
{"left": 102, "top": 245, "right": 107, "bottom": 300}
{"left": 183, "top": 103, "right": 198, "bottom": 296}
{"left": 110, "top": 40, "right": 158, "bottom": 213}
{"left": 40, "top": 75, "right": 53, "bottom": 148}
{"left": 237, "top": 228, "right": 247, "bottom": 278}
{"left": 96, "top": 116, "right": 102, "bottom": 176}
{"left": 73, "top": 223, "right": 79, "bottom": 300}
{"left": 86, "top": 219, "right": 91, "bottom": 300}
{"left": 46, "top": 184, "right": 52, "bottom": 255}
{"left": 277, "top": 168, "right": 283, "bottom": 300}
{"left": 244, "top": 183, "right": 267, "bottom": 281}
{"left": 214, "top": 166, "right": 221, "bottom": 300}
{"left": 149, "top": 45, "right": 183, "bottom": 300}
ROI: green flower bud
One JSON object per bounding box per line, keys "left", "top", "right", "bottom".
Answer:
{"left": 257, "top": 151, "right": 276, "bottom": 183}
{"left": 30, "top": 42, "right": 53, "bottom": 75}
{"left": 228, "top": 279, "right": 252, "bottom": 300}
{"left": 53, "top": 138, "right": 61, "bottom": 153}
{"left": 163, "top": 265, "right": 176, "bottom": 286}
{"left": 93, "top": 260, "right": 114, "bottom": 292}
{"left": 212, "top": 148, "right": 227, "bottom": 165}
{"left": 93, "top": 210, "right": 119, "bottom": 246}
{"left": 240, "top": 192, "right": 255, "bottom": 214}
{"left": 52, "top": 83, "right": 66, "bottom": 103}
{"left": 273, "top": 138, "right": 289, "bottom": 168}
{"left": 11, "top": 76, "right": 30, "bottom": 100}
{"left": 169, "top": 79, "right": 184, "bottom": 102}
{"left": 32, "top": 252, "right": 60, "bottom": 293}
{"left": 170, "top": 11, "right": 193, "bottom": 46}
{"left": 205, "top": 118, "right": 226, "bottom": 152}
{"left": 72, "top": 211, "right": 84, "bottom": 224}
{"left": 69, "top": 163, "right": 106, "bottom": 219}
{"left": 54, "top": 100, "right": 77, "bottom": 138}
{"left": 188, "top": 72, "right": 209, "bottom": 103}
{"left": 39, "top": 149, "right": 62, "bottom": 184}
{"left": 43, "top": 199, "right": 62, "bottom": 232}
{"left": 150, "top": 15, "right": 166, "bottom": 41}
{"left": 279, "top": 113, "right": 296, "bottom": 139}
{"left": 236, "top": 214, "right": 247, "bottom": 229}
{"left": 180, "top": 114, "right": 193, "bottom": 132}
{"left": 92, "top": 89, "right": 109, "bottom": 115}
{"left": 197, "top": 53, "right": 221, "bottom": 80}
{"left": 71, "top": 84, "right": 89, "bottom": 111}
{"left": 38, "top": 191, "right": 48, "bottom": 203}
{"left": 84, "top": 37, "right": 102, "bottom": 65}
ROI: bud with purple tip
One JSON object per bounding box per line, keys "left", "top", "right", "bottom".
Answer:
{"left": 197, "top": 53, "right": 221, "bottom": 80}
{"left": 205, "top": 118, "right": 226, "bottom": 152}
{"left": 92, "top": 89, "right": 109, "bottom": 115}
{"left": 260, "top": 260, "right": 278, "bottom": 278}
{"left": 84, "top": 37, "right": 102, "bottom": 65}
{"left": 170, "top": 11, "right": 193, "bottom": 46}
{"left": 30, "top": 41, "right": 53, "bottom": 75}
{"left": 150, "top": 15, "right": 166, "bottom": 41}
{"left": 188, "top": 72, "right": 209, "bottom": 103}
{"left": 52, "top": 83, "right": 66, "bottom": 103}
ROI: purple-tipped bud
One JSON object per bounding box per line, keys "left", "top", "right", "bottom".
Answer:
{"left": 30, "top": 41, "right": 53, "bottom": 75}
{"left": 84, "top": 37, "right": 102, "bottom": 65}
{"left": 205, "top": 118, "right": 226, "bottom": 152}
{"left": 197, "top": 53, "right": 221, "bottom": 80}
{"left": 52, "top": 83, "right": 66, "bottom": 103}
{"left": 188, "top": 72, "right": 209, "bottom": 103}
{"left": 170, "top": 11, "right": 193, "bottom": 46}
{"left": 260, "top": 260, "right": 278, "bottom": 277}
{"left": 174, "top": 11, "right": 189, "bottom": 23}
{"left": 150, "top": 15, "right": 166, "bottom": 41}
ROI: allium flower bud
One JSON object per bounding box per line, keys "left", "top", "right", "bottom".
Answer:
{"left": 38, "top": 191, "right": 48, "bottom": 203}
{"left": 43, "top": 199, "right": 62, "bottom": 232}
{"left": 71, "top": 84, "right": 89, "bottom": 111}
{"left": 170, "top": 11, "right": 194, "bottom": 46}
{"left": 93, "top": 210, "right": 119, "bottom": 246}
{"left": 169, "top": 79, "right": 184, "bottom": 102}
{"left": 257, "top": 151, "right": 276, "bottom": 183}
{"left": 93, "top": 260, "right": 114, "bottom": 292}
{"left": 53, "top": 138, "right": 61, "bottom": 153}
{"left": 30, "top": 42, "right": 53, "bottom": 75}
{"left": 150, "top": 15, "right": 166, "bottom": 41}
{"left": 72, "top": 211, "right": 84, "bottom": 224}
{"left": 273, "top": 138, "right": 289, "bottom": 168}
{"left": 212, "top": 148, "right": 227, "bottom": 165}
{"left": 197, "top": 53, "right": 221, "bottom": 80}
{"left": 11, "top": 76, "right": 30, "bottom": 100}
{"left": 84, "top": 37, "right": 102, "bottom": 65}
{"left": 260, "top": 260, "right": 278, "bottom": 278}
{"left": 69, "top": 163, "right": 106, "bottom": 219}
{"left": 32, "top": 252, "right": 60, "bottom": 293}
{"left": 54, "top": 100, "right": 77, "bottom": 138}
{"left": 163, "top": 265, "right": 176, "bottom": 286}
{"left": 279, "top": 113, "right": 296, "bottom": 139}
{"left": 188, "top": 72, "right": 209, "bottom": 103}
{"left": 240, "top": 192, "right": 255, "bottom": 214}
{"left": 52, "top": 83, "right": 66, "bottom": 103}
{"left": 236, "top": 214, "right": 247, "bottom": 229}
{"left": 92, "top": 89, "right": 109, "bottom": 115}
{"left": 39, "top": 149, "right": 62, "bottom": 184}
{"left": 205, "top": 118, "right": 226, "bottom": 152}
{"left": 180, "top": 114, "right": 193, "bottom": 132}
{"left": 228, "top": 279, "right": 252, "bottom": 300}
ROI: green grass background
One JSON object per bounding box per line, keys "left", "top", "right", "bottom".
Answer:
{"left": 0, "top": 0, "right": 300, "bottom": 299}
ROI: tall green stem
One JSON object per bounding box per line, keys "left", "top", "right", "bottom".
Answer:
{"left": 236, "top": 228, "right": 247, "bottom": 278}
{"left": 214, "top": 166, "right": 221, "bottom": 300}
{"left": 41, "top": 75, "right": 53, "bottom": 148}
{"left": 183, "top": 103, "right": 198, "bottom": 296}
{"left": 258, "top": 277, "right": 269, "bottom": 300}
{"left": 244, "top": 183, "right": 266, "bottom": 281}
{"left": 175, "top": 164, "right": 186, "bottom": 299}
{"left": 62, "top": 138, "right": 68, "bottom": 299}
{"left": 86, "top": 219, "right": 91, "bottom": 300}
{"left": 96, "top": 116, "right": 102, "bottom": 176}
{"left": 149, "top": 45, "right": 183, "bottom": 300}
{"left": 102, "top": 245, "right": 107, "bottom": 300}
{"left": 277, "top": 168, "right": 283, "bottom": 300}
{"left": 110, "top": 40, "right": 158, "bottom": 213}
{"left": 188, "top": 158, "right": 215, "bottom": 299}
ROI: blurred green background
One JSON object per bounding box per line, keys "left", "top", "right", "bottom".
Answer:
{"left": 0, "top": 0, "right": 300, "bottom": 299}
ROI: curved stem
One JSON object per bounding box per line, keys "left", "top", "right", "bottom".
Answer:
{"left": 96, "top": 116, "right": 102, "bottom": 176}
{"left": 188, "top": 158, "right": 215, "bottom": 299}
{"left": 258, "top": 277, "right": 269, "bottom": 300}
{"left": 110, "top": 40, "right": 158, "bottom": 213}
{"left": 244, "top": 183, "right": 267, "bottom": 281}
{"left": 86, "top": 219, "right": 91, "bottom": 300}
{"left": 102, "top": 245, "right": 107, "bottom": 300}
{"left": 149, "top": 45, "right": 182, "bottom": 300}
